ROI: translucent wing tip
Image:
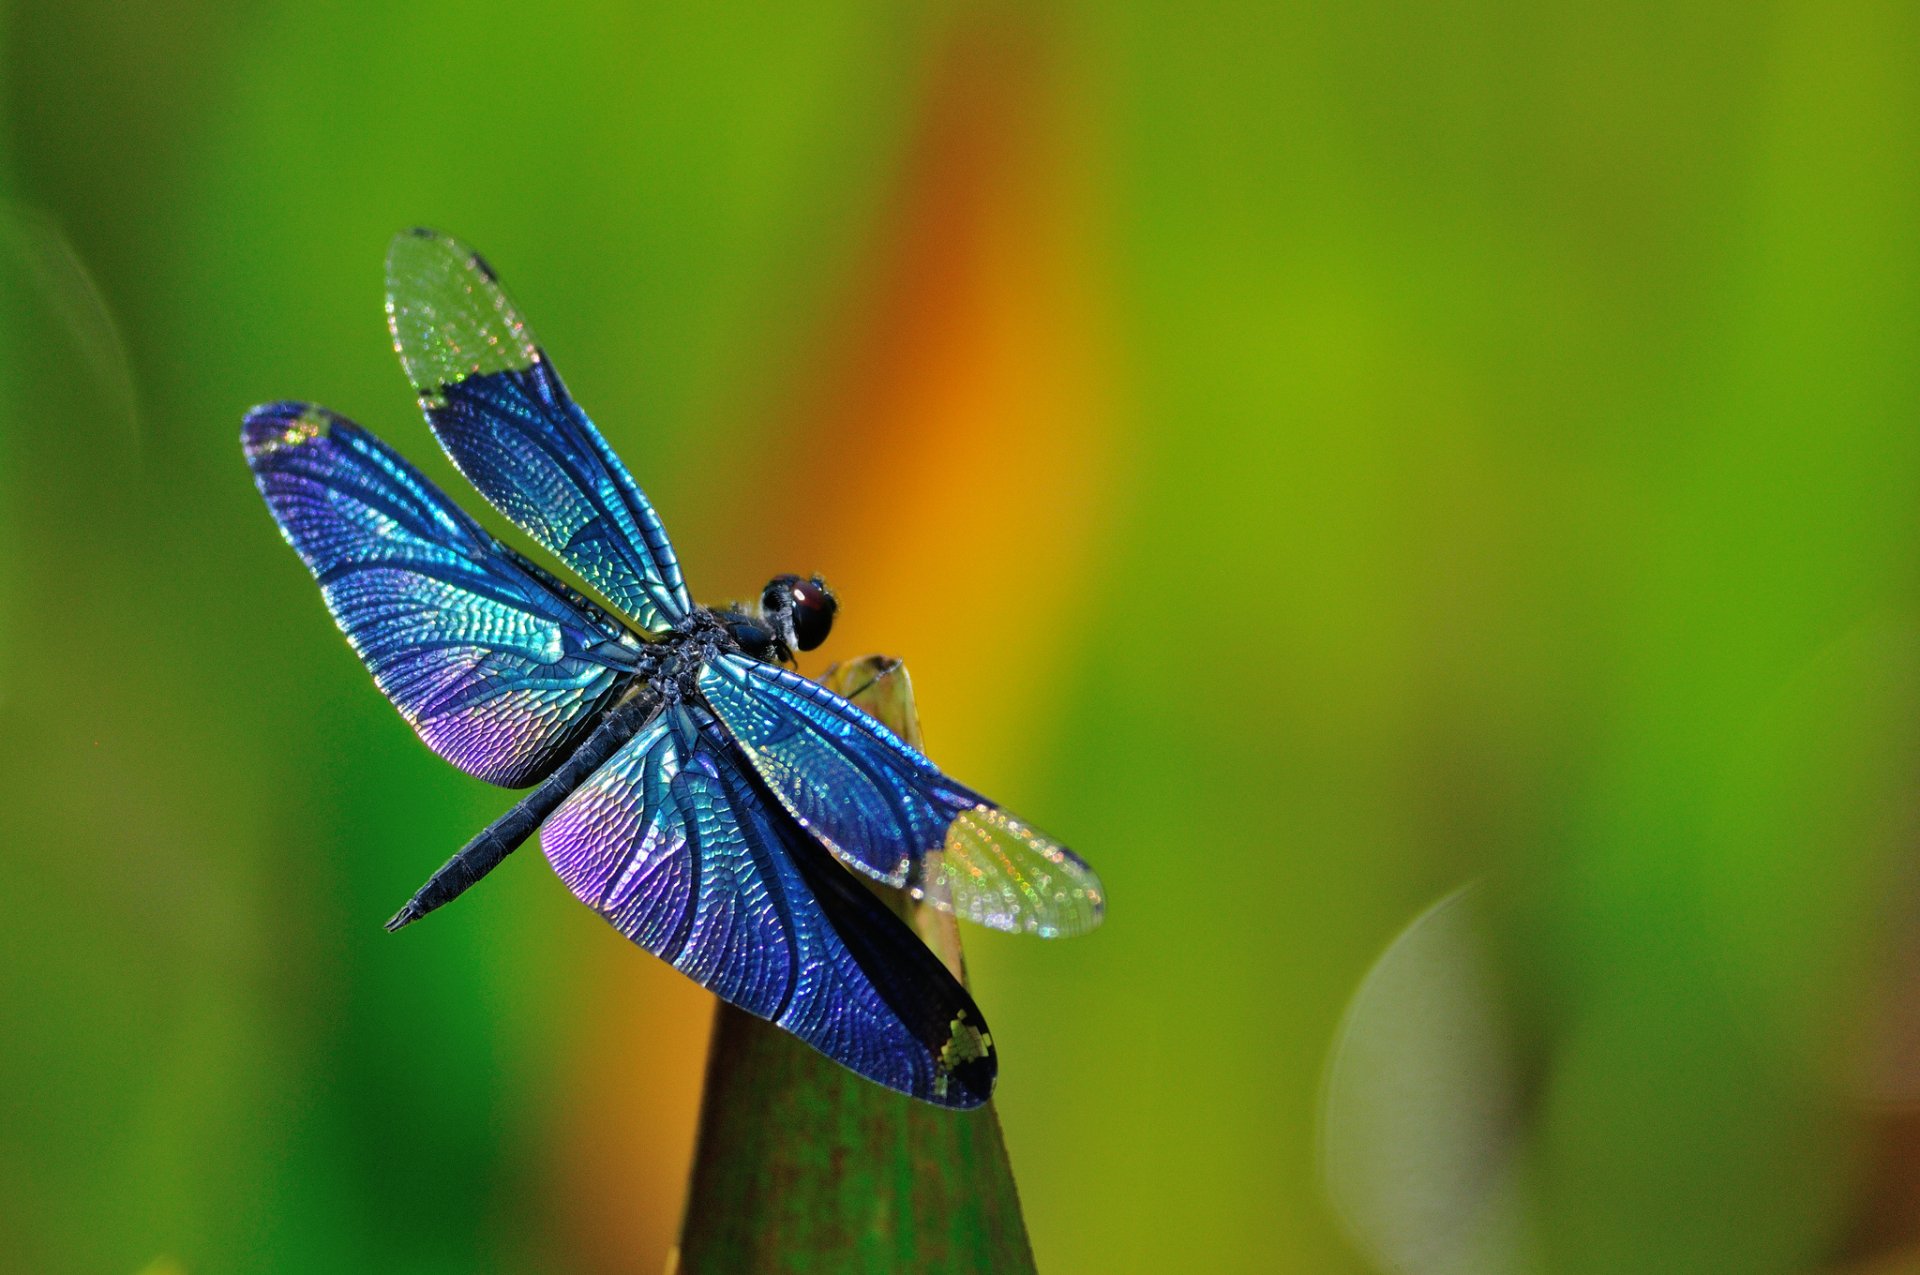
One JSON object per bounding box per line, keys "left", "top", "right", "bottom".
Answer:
{"left": 386, "top": 224, "right": 458, "bottom": 262}
{"left": 930, "top": 806, "right": 1107, "bottom": 939}
{"left": 241, "top": 401, "right": 339, "bottom": 460}
{"left": 385, "top": 226, "right": 463, "bottom": 279}
{"left": 384, "top": 228, "right": 538, "bottom": 395}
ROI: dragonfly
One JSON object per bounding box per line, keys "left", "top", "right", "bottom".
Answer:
{"left": 241, "top": 229, "right": 1104, "bottom": 1108}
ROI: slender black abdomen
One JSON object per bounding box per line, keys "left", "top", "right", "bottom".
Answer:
{"left": 385, "top": 688, "right": 659, "bottom": 931}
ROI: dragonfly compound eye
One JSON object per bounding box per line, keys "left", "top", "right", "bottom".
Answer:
{"left": 788, "top": 576, "right": 837, "bottom": 651}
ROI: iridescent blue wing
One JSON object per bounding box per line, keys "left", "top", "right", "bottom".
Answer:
{"left": 541, "top": 703, "right": 995, "bottom": 1107}
{"left": 243, "top": 402, "right": 645, "bottom": 788}
{"left": 384, "top": 229, "right": 691, "bottom": 635}
{"left": 696, "top": 655, "right": 1105, "bottom": 938}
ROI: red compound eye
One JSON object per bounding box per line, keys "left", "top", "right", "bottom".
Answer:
{"left": 788, "top": 577, "right": 837, "bottom": 651}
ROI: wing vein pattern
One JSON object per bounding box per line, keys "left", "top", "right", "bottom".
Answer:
{"left": 541, "top": 704, "right": 996, "bottom": 1107}
{"left": 243, "top": 402, "right": 642, "bottom": 788}
{"left": 385, "top": 229, "right": 690, "bottom": 633}
{"left": 698, "top": 655, "right": 1105, "bottom": 937}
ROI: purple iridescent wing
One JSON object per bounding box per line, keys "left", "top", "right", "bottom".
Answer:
{"left": 697, "top": 655, "right": 1105, "bottom": 938}
{"left": 384, "top": 229, "right": 691, "bottom": 635}
{"left": 243, "top": 402, "right": 645, "bottom": 788}
{"left": 542, "top": 704, "right": 996, "bottom": 1107}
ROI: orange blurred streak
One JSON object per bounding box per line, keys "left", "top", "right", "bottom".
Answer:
{"left": 543, "top": 24, "right": 1117, "bottom": 1273}
{"left": 783, "top": 25, "right": 1120, "bottom": 788}
{"left": 543, "top": 954, "right": 713, "bottom": 1274}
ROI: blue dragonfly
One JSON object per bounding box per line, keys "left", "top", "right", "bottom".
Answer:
{"left": 242, "top": 230, "right": 1104, "bottom": 1108}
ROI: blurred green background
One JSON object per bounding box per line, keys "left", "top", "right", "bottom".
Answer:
{"left": 5, "top": 3, "right": 1920, "bottom": 1273}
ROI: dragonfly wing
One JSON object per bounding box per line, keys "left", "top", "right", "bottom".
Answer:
{"left": 697, "top": 655, "right": 1105, "bottom": 938}
{"left": 243, "top": 402, "right": 643, "bottom": 788}
{"left": 384, "top": 229, "right": 691, "bottom": 634}
{"left": 541, "top": 704, "right": 996, "bottom": 1107}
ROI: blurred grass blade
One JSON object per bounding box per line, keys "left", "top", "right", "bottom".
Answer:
{"left": 0, "top": 201, "right": 139, "bottom": 450}
{"left": 1318, "top": 884, "right": 1534, "bottom": 1275}
{"left": 670, "top": 655, "right": 1035, "bottom": 1275}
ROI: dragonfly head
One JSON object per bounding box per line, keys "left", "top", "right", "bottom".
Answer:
{"left": 761, "top": 573, "right": 838, "bottom": 655}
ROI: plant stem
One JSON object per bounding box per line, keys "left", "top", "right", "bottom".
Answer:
{"left": 669, "top": 656, "right": 1037, "bottom": 1275}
